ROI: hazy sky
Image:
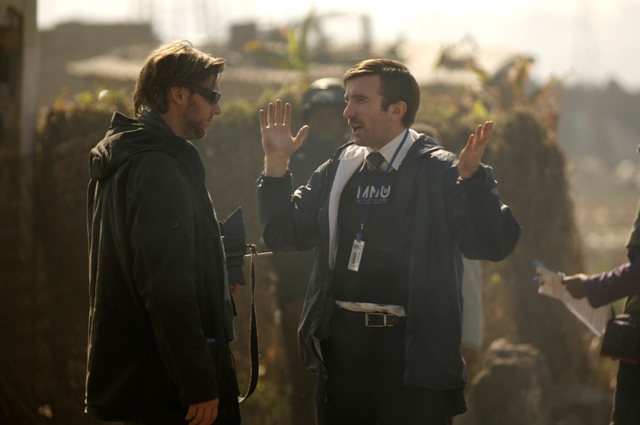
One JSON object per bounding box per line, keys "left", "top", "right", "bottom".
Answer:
{"left": 37, "top": 0, "right": 640, "bottom": 90}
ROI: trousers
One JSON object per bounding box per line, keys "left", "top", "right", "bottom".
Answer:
{"left": 315, "top": 308, "right": 466, "bottom": 425}
{"left": 611, "top": 360, "right": 640, "bottom": 424}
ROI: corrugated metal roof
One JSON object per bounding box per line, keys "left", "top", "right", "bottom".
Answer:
{"left": 66, "top": 41, "right": 519, "bottom": 89}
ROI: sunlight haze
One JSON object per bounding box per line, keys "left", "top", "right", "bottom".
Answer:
{"left": 37, "top": 0, "right": 640, "bottom": 90}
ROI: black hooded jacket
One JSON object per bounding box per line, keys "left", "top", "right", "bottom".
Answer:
{"left": 86, "top": 110, "right": 240, "bottom": 423}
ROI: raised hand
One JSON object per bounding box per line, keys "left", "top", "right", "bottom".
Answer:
{"left": 259, "top": 99, "right": 309, "bottom": 177}
{"left": 458, "top": 121, "right": 493, "bottom": 179}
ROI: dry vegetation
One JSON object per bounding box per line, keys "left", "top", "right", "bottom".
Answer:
{"left": 1, "top": 76, "right": 629, "bottom": 423}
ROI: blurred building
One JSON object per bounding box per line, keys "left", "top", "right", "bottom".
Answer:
{"left": 0, "top": 0, "right": 42, "bottom": 421}
{"left": 0, "top": 0, "right": 37, "bottom": 292}
{"left": 38, "top": 22, "right": 158, "bottom": 107}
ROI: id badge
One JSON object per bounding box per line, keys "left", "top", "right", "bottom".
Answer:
{"left": 348, "top": 239, "right": 365, "bottom": 272}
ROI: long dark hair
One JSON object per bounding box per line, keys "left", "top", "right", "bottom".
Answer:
{"left": 133, "top": 40, "right": 226, "bottom": 117}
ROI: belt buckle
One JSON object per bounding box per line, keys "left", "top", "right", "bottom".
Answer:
{"left": 365, "top": 312, "right": 389, "bottom": 328}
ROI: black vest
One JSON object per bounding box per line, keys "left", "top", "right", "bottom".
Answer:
{"left": 332, "top": 165, "right": 406, "bottom": 306}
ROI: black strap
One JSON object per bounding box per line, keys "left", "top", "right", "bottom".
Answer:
{"left": 238, "top": 244, "right": 259, "bottom": 403}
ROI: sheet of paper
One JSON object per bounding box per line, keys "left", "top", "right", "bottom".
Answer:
{"left": 534, "top": 261, "right": 611, "bottom": 337}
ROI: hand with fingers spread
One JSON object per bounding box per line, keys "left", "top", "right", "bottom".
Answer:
{"left": 458, "top": 121, "right": 493, "bottom": 179}
{"left": 259, "top": 99, "right": 309, "bottom": 177}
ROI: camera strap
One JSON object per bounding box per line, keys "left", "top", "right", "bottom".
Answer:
{"left": 238, "top": 243, "right": 260, "bottom": 403}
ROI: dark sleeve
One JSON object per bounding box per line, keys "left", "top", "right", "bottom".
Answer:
{"left": 582, "top": 245, "right": 640, "bottom": 308}
{"left": 129, "top": 154, "right": 218, "bottom": 404}
{"left": 453, "top": 165, "right": 522, "bottom": 262}
{"left": 255, "top": 168, "right": 324, "bottom": 252}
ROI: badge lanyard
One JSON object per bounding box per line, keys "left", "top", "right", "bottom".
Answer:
{"left": 348, "top": 129, "right": 409, "bottom": 272}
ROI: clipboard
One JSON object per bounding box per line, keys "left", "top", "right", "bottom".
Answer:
{"left": 533, "top": 260, "right": 611, "bottom": 336}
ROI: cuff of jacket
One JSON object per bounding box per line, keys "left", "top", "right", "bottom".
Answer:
{"left": 456, "top": 166, "right": 487, "bottom": 184}
{"left": 255, "top": 170, "right": 292, "bottom": 186}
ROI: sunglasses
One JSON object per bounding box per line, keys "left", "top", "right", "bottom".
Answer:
{"left": 186, "top": 84, "right": 221, "bottom": 105}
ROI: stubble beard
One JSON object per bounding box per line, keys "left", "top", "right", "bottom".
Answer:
{"left": 182, "top": 96, "right": 208, "bottom": 140}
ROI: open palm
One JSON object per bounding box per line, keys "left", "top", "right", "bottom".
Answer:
{"left": 458, "top": 121, "right": 493, "bottom": 179}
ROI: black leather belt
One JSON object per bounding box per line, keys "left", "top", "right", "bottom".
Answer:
{"left": 336, "top": 308, "right": 406, "bottom": 328}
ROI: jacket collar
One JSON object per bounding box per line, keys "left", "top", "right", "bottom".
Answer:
{"left": 326, "top": 133, "right": 442, "bottom": 268}
{"left": 139, "top": 107, "right": 176, "bottom": 136}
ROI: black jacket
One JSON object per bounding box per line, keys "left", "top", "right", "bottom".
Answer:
{"left": 86, "top": 110, "right": 240, "bottom": 423}
{"left": 256, "top": 134, "right": 521, "bottom": 390}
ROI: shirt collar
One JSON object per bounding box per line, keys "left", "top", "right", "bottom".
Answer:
{"left": 364, "top": 129, "right": 418, "bottom": 170}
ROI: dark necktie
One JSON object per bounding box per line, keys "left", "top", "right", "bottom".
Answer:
{"left": 365, "top": 151, "right": 388, "bottom": 171}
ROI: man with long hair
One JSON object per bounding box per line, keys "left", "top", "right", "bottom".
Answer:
{"left": 86, "top": 40, "right": 241, "bottom": 425}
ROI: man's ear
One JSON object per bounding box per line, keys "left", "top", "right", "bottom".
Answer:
{"left": 168, "top": 86, "right": 187, "bottom": 106}
{"left": 389, "top": 101, "right": 407, "bottom": 123}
